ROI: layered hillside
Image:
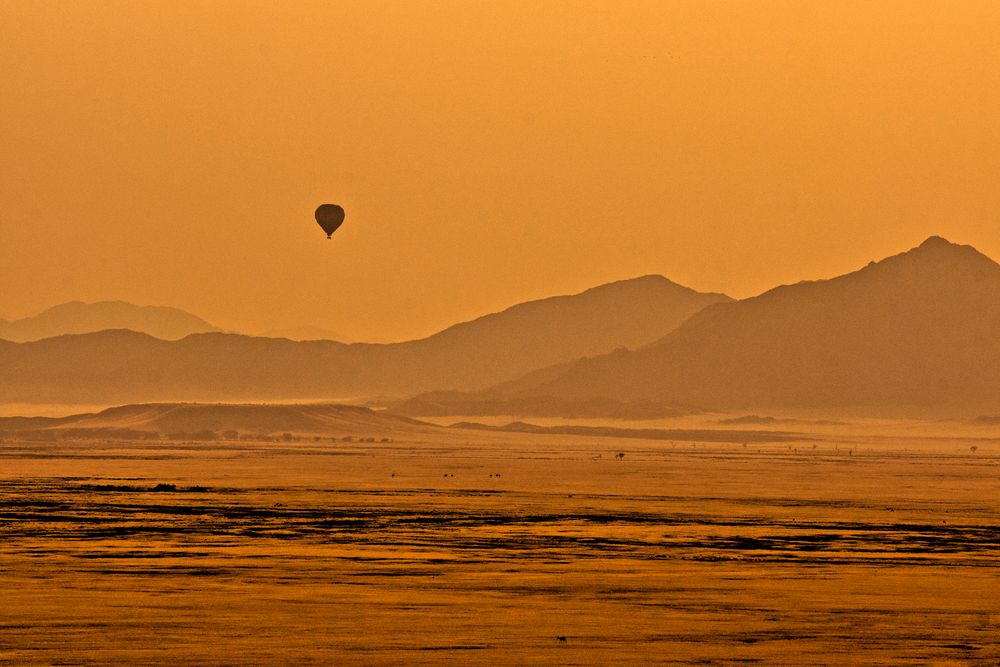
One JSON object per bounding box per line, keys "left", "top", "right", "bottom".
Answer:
{"left": 0, "top": 301, "right": 219, "bottom": 342}
{"left": 0, "top": 276, "right": 728, "bottom": 404}
{"left": 405, "top": 237, "right": 1000, "bottom": 417}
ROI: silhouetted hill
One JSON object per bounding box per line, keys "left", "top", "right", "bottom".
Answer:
{"left": 0, "top": 276, "right": 728, "bottom": 404}
{"left": 0, "top": 402, "right": 434, "bottom": 438}
{"left": 387, "top": 275, "right": 731, "bottom": 390}
{"left": 0, "top": 301, "right": 218, "bottom": 342}
{"left": 445, "top": 237, "right": 1000, "bottom": 416}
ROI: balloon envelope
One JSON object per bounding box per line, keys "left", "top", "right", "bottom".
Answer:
{"left": 314, "top": 204, "right": 345, "bottom": 238}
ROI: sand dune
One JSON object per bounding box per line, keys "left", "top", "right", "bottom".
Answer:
{"left": 0, "top": 402, "right": 435, "bottom": 438}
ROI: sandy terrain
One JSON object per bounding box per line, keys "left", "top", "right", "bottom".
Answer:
{"left": 1, "top": 422, "right": 998, "bottom": 665}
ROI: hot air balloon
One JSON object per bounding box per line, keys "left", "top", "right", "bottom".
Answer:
{"left": 315, "top": 204, "right": 345, "bottom": 239}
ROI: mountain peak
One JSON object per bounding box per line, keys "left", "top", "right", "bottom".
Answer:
{"left": 848, "top": 236, "right": 1000, "bottom": 282}
{"left": 918, "top": 235, "right": 952, "bottom": 248}
{"left": 905, "top": 235, "right": 992, "bottom": 260}
{"left": 884, "top": 235, "right": 1000, "bottom": 273}
{"left": 575, "top": 274, "right": 730, "bottom": 301}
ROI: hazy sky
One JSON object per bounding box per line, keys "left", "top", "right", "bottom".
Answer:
{"left": 3, "top": 1, "right": 1000, "bottom": 340}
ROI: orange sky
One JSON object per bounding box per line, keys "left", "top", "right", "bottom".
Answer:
{"left": 3, "top": 1, "right": 1000, "bottom": 341}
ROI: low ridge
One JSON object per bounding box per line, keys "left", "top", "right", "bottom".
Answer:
{"left": 0, "top": 403, "right": 435, "bottom": 438}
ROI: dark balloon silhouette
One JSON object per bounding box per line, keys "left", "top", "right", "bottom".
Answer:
{"left": 314, "top": 204, "right": 345, "bottom": 239}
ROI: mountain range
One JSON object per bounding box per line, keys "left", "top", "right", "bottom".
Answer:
{"left": 399, "top": 237, "right": 1000, "bottom": 417}
{"left": 0, "top": 276, "right": 728, "bottom": 405}
{"left": 5, "top": 236, "right": 998, "bottom": 417}
{"left": 0, "top": 301, "right": 218, "bottom": 342}
{"left": 0, "top": 301, "right": 378, "bottom": 344}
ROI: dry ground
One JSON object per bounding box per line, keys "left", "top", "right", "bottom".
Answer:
{"left": 1, "top": 420, "right": 998, "bottom": 665}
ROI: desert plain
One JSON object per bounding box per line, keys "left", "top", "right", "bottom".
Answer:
{"left": 2, "top": 410, "right": 997, "bottom": 665}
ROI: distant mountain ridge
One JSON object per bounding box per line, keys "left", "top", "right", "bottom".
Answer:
{"left": 414, "top": 236, "right": 1000, "bottom": 417}
{"left": 0, "top": 301, "right": 218, "bottom": 342}
{"left": 0, "top": 275, "right": 729, "bottom": 404}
